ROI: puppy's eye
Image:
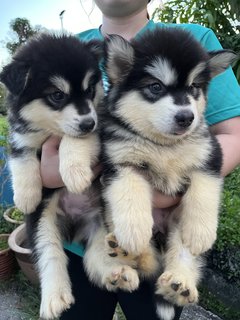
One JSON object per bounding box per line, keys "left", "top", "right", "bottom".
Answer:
{"left": 190, "top": 83, "right": 201, "bottom": 89}
{"left": 148, "top": 82, "right": 165, "bottom": 94}
{"left": 86, "top": 84, "right": 95, "bottom": 98}
{"left": 50, "top": 90, "right": 66, "bottom": 102}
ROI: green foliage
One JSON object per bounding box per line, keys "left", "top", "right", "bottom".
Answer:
{"left": 0, "top": 237, "right": 8, "bottom": 250}
{"left": 9, "top": 208, "right": 24, "bottom": 222}
{"left": 5, "top": 18, "right": 44, "bottom": 55}
{"left": 217, "top": 166, "right": 240, "bottom": 250}
{"left": 0, "top": 206, "right": 15, "bottom": 234}
{"left": 0, "top": 116, "right": 9, "bottom": 148}
{"left": 0, "top": 84, "right": 7, "bottom": 116}
{"left": 153, "top": 0, "right": 240, "bottom": 82}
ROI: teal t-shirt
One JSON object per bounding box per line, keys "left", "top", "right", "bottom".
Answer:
{"left": 65, "top": 20, "right": 240, "bottom": 257}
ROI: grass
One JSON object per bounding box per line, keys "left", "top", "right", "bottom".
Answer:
{"left": 0, "top": 271, "right": 40, "bottom": 320}
{"left": 216, "top": 166, "right": 240, "bottom": 250}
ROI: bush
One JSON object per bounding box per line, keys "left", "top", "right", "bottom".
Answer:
{"left": 0, "top": 116, "right": 9, "bottom": 148}
{"left": 153, "top": 0, "right": 240, "bottom": 82}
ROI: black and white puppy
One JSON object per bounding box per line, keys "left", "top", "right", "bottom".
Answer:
{"left": 0, "top": 33, "right": 103, "bottom": 319}
{"left": 83, "top": 28, "right": 235, "bottom": 320}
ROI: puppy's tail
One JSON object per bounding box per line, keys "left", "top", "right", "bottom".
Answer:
{"left": 155, "top": 295, "right": 182, "bottom": 320}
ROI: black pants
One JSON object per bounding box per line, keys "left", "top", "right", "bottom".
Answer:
{"left": 61, "top": 250, "right": 183, "bottom": 320}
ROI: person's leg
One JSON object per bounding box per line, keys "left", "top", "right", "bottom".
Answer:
{"left": 118, "top": 278, "right": 183, "bottom": 320}
{"left": 61, "top": 250, "right": 118, "bottom": 320}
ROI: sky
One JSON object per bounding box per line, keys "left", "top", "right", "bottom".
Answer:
{"left": 0, "top": 0, "right": 161, "bottom": 68}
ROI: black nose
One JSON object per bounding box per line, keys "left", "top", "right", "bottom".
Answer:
{"left": 79, "top": 119, "right": 95, "bottom": 133}
{"left": 175, "top": 110, "right": 194, "bottom": 128}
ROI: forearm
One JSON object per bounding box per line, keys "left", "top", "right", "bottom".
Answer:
{"left": 211, "top": 117, "right": 240, "bottom": 178}
{"left": 216, "top": 133, "right": 240, "bottom": 177}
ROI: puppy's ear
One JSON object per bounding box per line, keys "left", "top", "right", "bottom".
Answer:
{"left": 104, "top": 35, "right": 134, "bottom": 85}
{"left": 208, "top": 50, "right": 237, "bottom": 78}
{"left": 85, "top": 40, "right": 103, "bottom": 62}
{"left": 0, "top": 60, "right": 29, "bottom": 95}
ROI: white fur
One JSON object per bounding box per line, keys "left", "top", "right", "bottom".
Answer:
{"left": 9, "top": 155, "right": 42, "bottom": 213}
{"left": 145, "top": 57, "right": 177, "bottom": 86}
{"left": 35, "top": 192, "right": 74, "bottom": 319}
{"left": 59, "top": 133, "right": 100, "bottom": 194}
{"left": 156, "top": 304, "right": 175, "bottom": 320}
{"left": 50, "top": 76, "right": 70, "bottom": 94}
{"left": 104, "top": 166, "right": 153, "bottom": 254}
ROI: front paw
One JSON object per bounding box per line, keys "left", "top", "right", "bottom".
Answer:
{"left": 14, "top": 188, "right": 42, "bottom": 214}
{"left": 181, "top": 225, "right": 217, "bottom": 255}
{"left": 40, "top": 285, "right": 75, "bottom": 319}
{"left": 61, "top": 165, "right": 93, "bottom": 194}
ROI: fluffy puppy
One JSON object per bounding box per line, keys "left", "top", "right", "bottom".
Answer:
{"left": 0, "top": 33, "right": 103, "bottom": 319}
{"left": 83, "top": 27, "right": 235, "bottom": 320}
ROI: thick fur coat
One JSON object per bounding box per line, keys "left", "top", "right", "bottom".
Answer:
{"left": 84, "top": 28, "right": 235, "bottom": 320}
{"left": 0, "top": 33, "right": 104, "bottom": 319}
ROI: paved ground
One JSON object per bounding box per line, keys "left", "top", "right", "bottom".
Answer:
{"left": 181, "top": 305, "right": 222, "bottom": 320}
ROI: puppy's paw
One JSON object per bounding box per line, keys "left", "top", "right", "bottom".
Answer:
{"left": 14, "top": 188, "right": 42, "bottom": 214}
{"left": 61, "top": 165, "right": 93, "bottom": 194}
{"left": 40, "top": 286, "right": 74, "bottom": 319}
{"left": 181, "top": 225, "right": 217, "bottom": 255}
{"left": 103, "top": 265, "right": 139, "bottom": 292}
{"left": 156, "top": 270, "right": 198, "bottom": 306}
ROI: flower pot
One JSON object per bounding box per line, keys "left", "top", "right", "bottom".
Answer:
{"left": 3, "top": 207, "right": 24, "bottom": 225}
{"left": 8, "top": 224, "right": 39, "bottom": 284}
{"left": 0, "top": 234, "right": 17, "bottom": 280}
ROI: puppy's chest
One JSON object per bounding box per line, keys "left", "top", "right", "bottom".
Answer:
{"left": 106, "top": 139, "right": 209, "bottom": 195}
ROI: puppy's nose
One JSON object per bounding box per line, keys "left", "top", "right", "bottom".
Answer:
{"left": 79, "top": 119, "right": 95, "bottom": 133}
{"left": 175, "top": 110, "right": 194, "bottom": 128}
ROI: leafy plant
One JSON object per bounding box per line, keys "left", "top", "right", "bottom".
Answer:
{"left": 0, "top": 206, "right": 15, "bottom": 234}
{"left": 9, "top": 208, "right": 24, "bottom": 222}
{"left": 0, "top": 237, "right": 9, "bottom": 250}
{"left": 153, "top": 0, "right": 240, "bottom": 82}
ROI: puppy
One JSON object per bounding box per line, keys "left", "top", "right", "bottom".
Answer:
{"left": 0, "top": 33, "right": 103, "bottom": 319}
{"left": 84, "top": 27, "right": 235, "bottom": 320}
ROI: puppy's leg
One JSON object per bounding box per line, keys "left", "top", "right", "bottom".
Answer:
{"left": 156, "top": 226, "right": 201, "bottom": 306}
{"left": 105, "top": 233, "right": 159, "bottom": 277}
{"left": 180, "top": 171, "right": 222, "bottom": 255}
{"left": 33, "top": 192, "right": 74, "bottom": 319}
{"left": 84, "top": 227, "right": 140, "bottom": 292}
{"left": 104, "top": 166, "right": 153, "bottom": 254}
{"left": 59, "top": 133, "right": 100, "bottom": 194}
{"left": 9, "top": 151, "right": 42, "bottom": 214}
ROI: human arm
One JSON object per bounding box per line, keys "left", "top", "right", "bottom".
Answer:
{"left": 210, "top": 117, "right": 240, "bottom": 177}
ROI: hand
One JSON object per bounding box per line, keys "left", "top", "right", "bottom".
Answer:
{"left": 41, "top": 136, "right": 64, "bottom": 188}
{"left": 152, "top": 191, "right": 181, "bottom": 234}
